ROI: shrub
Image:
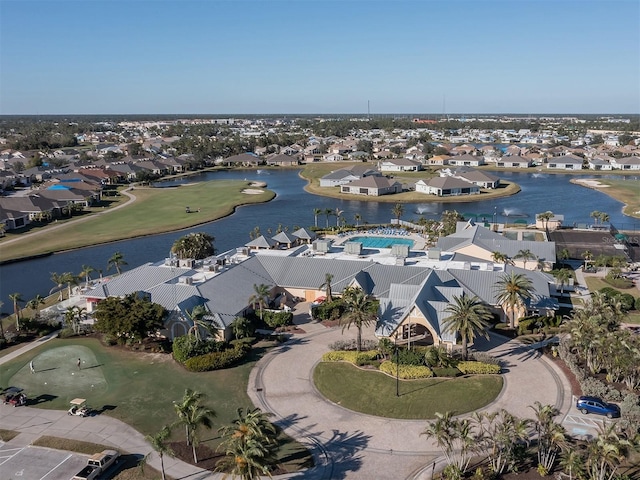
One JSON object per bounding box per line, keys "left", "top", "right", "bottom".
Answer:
{"left": 379, "top": 361, "right": 433, "bottom": 379}
{"left": 322, "top": 350, "right": 379, "bottom": 365}
{"left": 58, "top": 327, "right": 78, "bottom": 339}
{"left": 184, "top": 345, "right": 248, "bottom": 372}
{"left": 329, "top": 339, "right": 378, "bottom": 351}
{"left": 636, "top": 297, "right": 640, "bottom": 311}
{"left": 172, "top": 335, "right": 226, "bottom": 363}
{"left": 517, "top": 318, "right": 536, "bottom": 335}
{"left": 432, "top": 367, "right": 461, "bottom": 378}
{"left": 470, "top": 352, "right": 501, "bottom": 366}
{"left": 263, "top": 310, "right": 293, "bottom": 328}
{"left": 457, "top": 361, "right": 501, "bottom": 375}
{"left": 617, "top": 293, "right": 635, "bottom": 312}
{"left": 599, "top": 286, "right": 619, "bottom": 299}
{"left": 396, "top": 348, "right": 426, "bottom": 366}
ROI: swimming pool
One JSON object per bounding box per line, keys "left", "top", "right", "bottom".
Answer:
{"left": 348, "top": 236, "right": 414, "bottom": 249}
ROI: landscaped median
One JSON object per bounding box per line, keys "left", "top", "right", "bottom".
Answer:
{"left": 314, "top": 349, "right": 503, "bottom": 419}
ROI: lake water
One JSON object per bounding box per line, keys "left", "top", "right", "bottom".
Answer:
{"left": 1, "top": 168, "right": 638, "bottom": 312}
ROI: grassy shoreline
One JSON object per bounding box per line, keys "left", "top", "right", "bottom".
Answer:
{"left": 0, "top": 180, "right": 275, "bottom": 263}
{"left": 570, "top": 178, "right": 640, "bottom": 219}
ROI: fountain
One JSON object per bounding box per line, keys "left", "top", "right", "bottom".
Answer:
{"left": 501, "top": 207, "right": 529, "bottom": 217}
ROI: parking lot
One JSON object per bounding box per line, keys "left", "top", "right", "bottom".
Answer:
{"left": 0, "top": 442, "right": 87, "bottom": 480}
{"left": 562, "top": 411, "right": 618, "bottom": 439}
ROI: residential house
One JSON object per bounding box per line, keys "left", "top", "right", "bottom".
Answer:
{"left": 496, "top": 155, "right": 532, "bottom": 168}
{"left": 222, "top": 153, "right": 262, "bottom": 167}
{"left": 378, "top": 158, "right": 422, "bottom": 172}
{"left": 610, "top": 156, "right": 640, "bottom": 170}
{"left": 587, "top": 157, "right": 613, "bottom": 171}
{"left": 428, "top": 155, "right": 451, "bottom": 166}
{"left": 415, "top": 177, "right": 480, "bottom": 197}
{"left": 266, "top": 154, "right": 299, "bottom": 167}
{"left": 447, "top": 153, "right": 485, "bottom": 167}
{"left": 340, "top": 176, "right": 402, "bottom": 196}
{"left": 319, "top": 166, "right": 380, "bottom": 187}
{"left": 322, "top": 153, "right": 344, "bottom": 162}
{"left": 546, "top": 154, "right": 584, "bottom": 170}
{"left": 452, "top": 167, "right": 500, "bottom": 189}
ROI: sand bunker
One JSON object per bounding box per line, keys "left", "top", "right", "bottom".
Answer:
{"left": 242, "top": 189, "right": 265, "bottom": 194}
{"left": 572, "top": 179, "right": 610, "bottom": 188}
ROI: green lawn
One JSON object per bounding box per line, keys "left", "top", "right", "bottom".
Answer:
{"left": 594, "top": 179, "right": 640, "bottom": 219}
{"left": 0, "top": 180, "right": 275, "bottom": 262}
{"left": 584, "top": 277, "right": 639, "bottom": 298}
{"left": 1, "top": 337, "right": 311, "bottom": 472}
{"left": 313, "top": 362, "right": 503, "bottom": 419}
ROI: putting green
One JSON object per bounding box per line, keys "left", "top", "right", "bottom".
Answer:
{"left": 12, "top": 346, "right": 108, "bottom": 403}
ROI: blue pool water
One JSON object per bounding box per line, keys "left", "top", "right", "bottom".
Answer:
{"left": 349, "top": 236, "right": 414, "bottom": 248}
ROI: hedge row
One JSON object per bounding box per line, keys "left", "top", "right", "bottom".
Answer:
{"left": 322, "top": 350, "right": 379, "bottom": 365}
{"left": 379, "top": 361, "right": 434, "bottom": 379}
{"left": 457, "top": 361, "right": 501, "bottom": 375}
{"left": 183, "top": 345, "right": 248, "bottom": 372}
{"left": 263, "top": 310, "right": 294, "bottom": 328}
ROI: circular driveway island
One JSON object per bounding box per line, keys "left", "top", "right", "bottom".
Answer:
{"left": 248, "top": 316, "right": 573, "bottom": 480}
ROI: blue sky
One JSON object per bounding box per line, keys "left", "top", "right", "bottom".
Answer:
{"left": 1, "top": 0, "right": 638, "bottom": 114}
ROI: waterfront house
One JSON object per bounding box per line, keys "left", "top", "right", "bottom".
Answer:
{"left": 496, "top": 155, "right": 532, "bottom": 168}
{"left": 340, "top": 176, "right": 402, "bottom": 196}
{"left": 266, "top": 153, "right": 299, "bottom": 167}
{"left": 546, "top": 154, "right": 584, "bottom": 170}
{"left": 319, "top": 166, "right": 380, "bottom": 187}
{"left": 610, "top": 156, "right": 640, "bottom": 170}
{"left": 447, "top": 153, "right": 485, "bottom": 167}
{"left": 415, "top": 177, "right": 480, "bottom": 197}
{"left": 451, "top": 167, "right": 500, "bottom": 189}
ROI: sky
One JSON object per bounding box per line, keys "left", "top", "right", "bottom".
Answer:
{"left": 1, "top": 0, "right": 639, "bottom": 115}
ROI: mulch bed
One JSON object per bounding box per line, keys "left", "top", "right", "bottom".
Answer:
{"left": 543, "top": 350, "right": 582, "bottom": 396}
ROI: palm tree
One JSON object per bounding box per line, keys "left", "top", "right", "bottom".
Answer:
{"left": 145, "top": 425, "right": 174, "bottom": 480}
{"left": 249, "top": 284, "right": 271, "bottom": 320}
{"left": 585, "top": 422, "right": 631, "bottom": 480}
{"left": 335, "top": 208, "right": 343, "bottom": 227}
{"left": 61, "top": 271, "right": 78, "bottom": 298}
{"left": 530, "top": 402, "right": 566, "bottom": 475}
{"left": 186, "top": 304, "right": 213, "bottom": 342}
{"left": 599, "top": 212, "right": 610, "bottom": 225}
{"left": 80, "top": 264, "right": 94, "bottom": 288}
{"left": 319, "top": 273, "right": 334, "bottom": 302}
{"left": 107, "top": 251, "right": 127, "bottom": 275}
{"left": 491, "top": 251, "right": 512, "bottom": 265}
{"left": 313, "top": 208, "right": 322, "bottom": 228}
{"left": 172, "top": 389, "right": 216, "bottom": 463}
{"left": 217, "top": 407, "right": 279, "bottom": 480}
{"left": 28, "top": 294, "right": 45, "bottom": 317}
{"left": 9, "top": 292, "right": 23, "bottom": 332}
{"left": 421, "top": 411, "right": 473, "bottom": 473}
{"left": 392, "top": 203, "right": 404, "bottom": 223}
{"left": 340, "top": 287, "right": 377, "bottom": 352}
{"left": 171, "top": 232, "right": 216, "bottom": 260}
{"left": 323, "top": 208, "right": 333, "bottom": 228}
{"left": 514, "top": 249, "right": 536, "bottom": 270}
{"left": 50, "top": 272, "right": 65, "bottom": 301}
{"left": 354, "top": 213, "right": 362, "bottom": 227}
{"left": 231, "top": 316, "right": 254, "bottom": 340}
{"left": 582, "top": 250, "right": 593, "bottom": 270}
{"left": 443, "top": 294, "right": 492, "bottom": 360}
{"left": 590, "top": 210, "right": 602, "bottom": 225}
{"left": 554, "top": 269, "right": 572, "bottom": 297}
{"left": 537, "top": 211, "right": 554, "bottom": 230}
{"left": 494, "top": 272, "right": 534, "bottom": 329}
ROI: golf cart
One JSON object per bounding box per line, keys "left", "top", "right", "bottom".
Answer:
{"left": 3, "top": 387, "right": 26, "bottom": 407}
{"left": 68, "top": 398, "right": 90, "bottom": 417}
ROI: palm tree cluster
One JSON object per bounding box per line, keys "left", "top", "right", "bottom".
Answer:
{"left": 590, "top": 210, "right": 610, "bottom": 225}
{"left": 423, "top": 404, "right": 633, "bottom": 478}
{"left": 536, "top": 211, "right": 554, "bottom": 230}
{"left": 563, "top": 293, "right": 640, "bottom": 390}
{"left": 217, "top": 407, "right": 280, "bottom": 479}
{"left": 171, "top": 232, "right": 216, "bottom": 260}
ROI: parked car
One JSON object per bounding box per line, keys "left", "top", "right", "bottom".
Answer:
{"left": 576, "top": 396, "right": 620, "bottom": 418}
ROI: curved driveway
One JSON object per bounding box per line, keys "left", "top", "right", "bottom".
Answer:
{"left": 248, "top": 313, "right": 573, "bottom": 480}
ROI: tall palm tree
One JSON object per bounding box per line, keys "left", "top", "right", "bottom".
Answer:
{"left": 323, "top": 208, "right": 333, "bottom": 228}
{"left": 217, "top": 407, "right": 279, "bottom": 480}
{"left": 537, "top": 211, "right": 553, "bottom": 230}
{"left": 340, "top": 287, "right": 377, "bottom": 352}
{"left": 186, "top": 304, "right": 210, "bottom": 342}
{"left": 494, "top": 272, "right": 534, "bottom": 329}
{"left": 590, "top": 210, "right": 602, "bottom": 225}
{"left": 554, "top": 269, "right": 572, "bottom": 297}
{"left": 599, "top": 212, "right": 610, "bottom": 225}
{"left": 172, "top": 389, "right": 216, "bottom": 463}
{"left": 50, "top": 272, "right": 65, "bottom": 301}
{"left": 335, "top": 208, "right": 343, "bottom": 227}
{"left": 80, "top": 264, "right": 94, "bottom": 288}
{"left": 392, "top": 203, "right": 404, "bottom": 222}
{"left": 530, "top": 402, "right": 566, "bottom": 475}
{"left": 9, "top": 292, "right": 24, "bottom": 332}
{"left": 107, "top": 251, "right": 127, "bottom": 275}
{"left": 28, "top": 294, "right": 45, "bottom": 317}
{"left": 582, "top": 250, "right": 593, "bottom": 270}
{"left": 585, "top": 422, "right": 631, "bottom": 480}
{"left": 319, "top": 273, "right": 334, "bottom": 302}
{"left": 61, "top": 271, "right": 78, "bottom": 298}
{"left": 145, "top": 425, "right": 174, "bottom": 480}
{"left": 313, "top": 208, "right": 322, "bottom": 228}
{"left": 443, "top": 294, "right": 492, "bottom": 360}
{"left": 249, "top": 284, "right": 271, "bottom": 320}
{"left": 491, "top": 251, "right": 512, "bottom": 265}
{"left": 514, "top": 249, "right": 536, "bottom": 270}
{"left": 354, "top": 213, "right": 362, "bottom": 227}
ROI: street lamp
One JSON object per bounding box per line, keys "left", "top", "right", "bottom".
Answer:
{"left": 394, "top": 335, "right": 399, "bottom": 397}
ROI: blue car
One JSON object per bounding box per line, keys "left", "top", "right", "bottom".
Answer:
{"left": 576, "top": 396, "right": 620, "bottom": 418}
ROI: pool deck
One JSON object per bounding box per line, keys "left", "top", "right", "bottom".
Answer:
{"left": 328, "top": 230, "right": 428, "bottom": 250}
